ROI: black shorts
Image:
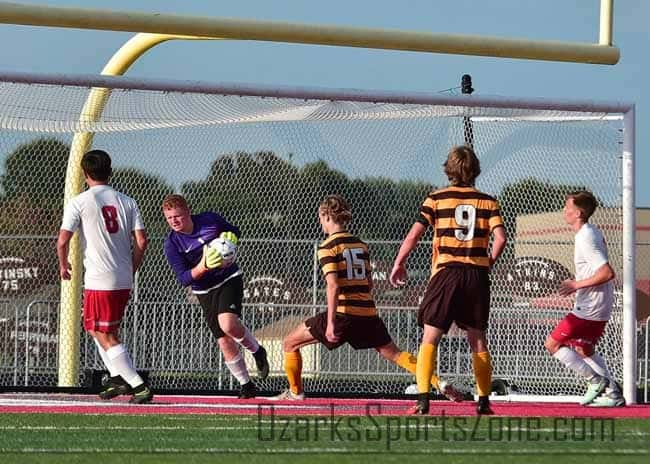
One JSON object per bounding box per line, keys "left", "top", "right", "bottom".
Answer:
{"left": 418, "top": 266, "right": 490, "bottom": 332}
{"left": 196, "top": 275, "right": 243, "bottom": 339}
{"left": 305, "top": 312, "right": 392, "bottom": 350}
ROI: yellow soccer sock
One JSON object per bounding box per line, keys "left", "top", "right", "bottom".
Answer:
{"left": 472, "top": 351, "right": 493, "bottom": 397}
{"left": 416, "top": 343, "right": 437, "bottom": 394}
{"left": 395, "top": 351, "right": 441, "bottom": 390}
{"left": 284, "top": 351, "right": 303, "bottom": 395}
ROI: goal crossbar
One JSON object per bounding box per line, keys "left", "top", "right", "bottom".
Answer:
{"left": 0, "top": 71, "right": 634, "bottom": 114}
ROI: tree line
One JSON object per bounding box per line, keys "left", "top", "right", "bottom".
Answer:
{"left": 0, "top": 137, "right": 582, "bottom": 299}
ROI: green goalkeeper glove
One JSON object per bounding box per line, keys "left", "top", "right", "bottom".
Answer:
{"left": 219, "top": 231, "right": 239, "bottom": 245}
{"left": 202, "top": 245, "right": 223, "bottom": 269}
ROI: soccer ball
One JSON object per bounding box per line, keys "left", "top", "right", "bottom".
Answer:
{"left": 404, "top": 384, "right": 418, "bottom": 395}
{"left": 209, "top": 237, "right": 237, "bottom": 267}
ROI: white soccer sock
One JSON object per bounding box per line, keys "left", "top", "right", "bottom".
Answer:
{"left": 553, "top": 347, "right": 599, "bottom": 380}
{"left": 93, "top": 338, "right": 118, "bottom": 377}
{"left": 225, "top": 354, "right": 251, "bottom": 385}
{"left": 233, "top": 327, "right": 260, "bottom": 354}
{"left": 106, "top": 344, "right": 144, "bottom": 388}
{"left": 584, "top": 353, "right": 617, "bottom": 391}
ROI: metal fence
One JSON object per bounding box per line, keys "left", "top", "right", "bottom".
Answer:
{"left": 0, "top": 239, "right": 648, "bottom": 399}
{"left": 0, "top": 298, "right": 633, "bottom": 397}
{"left": 638, "top": 317, "right": 650, "bottom": 403}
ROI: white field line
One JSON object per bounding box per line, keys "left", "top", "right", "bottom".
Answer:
{"left": 0, "top": 413, "right": 258, "bottom": 419}
{"left": 0, "top": 398, "right": 326, "bottom": 410}
{"left": 0, "top": 448, "right": 647, "bottom": 455}
{"left": 0, "top": 394, "right": 407, "bottom": 403}
{"left": 0, "top": 424, "right": 646, "bottom": 437}
{"left": 0, "top": 425, "right": 261, "bottom": 430}
{"left": 490, "top": 395, "right": 583, "bottom": 403}
{"left": 164, "top": 415, "right": 257, "bottom": 421}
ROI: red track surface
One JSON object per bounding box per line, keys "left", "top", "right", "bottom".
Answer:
{"left": 1, "top": 393, "right": 648, "bottom": 418}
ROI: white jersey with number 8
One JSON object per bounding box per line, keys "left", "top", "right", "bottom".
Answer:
{"left": 61, "top": 184, "right": 145, "bottom": 290}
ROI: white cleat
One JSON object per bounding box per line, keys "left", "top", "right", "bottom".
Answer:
{"left": 439, "top": 380, "right": 465, "bottom": 402}
{"left": 580, "top": 375, "right": 608, "bottom": 405}
{"left": 268, "top": 389, "right": 306, "bottom": 401}
{"left": 587, "top": 391, "right": 625, "bottom": 407}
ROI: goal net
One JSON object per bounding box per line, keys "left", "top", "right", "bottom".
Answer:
{"left": 0, "top": 74, "right": 634, "bottom": 400}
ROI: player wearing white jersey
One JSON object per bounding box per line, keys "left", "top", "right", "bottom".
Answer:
{"left": 571, "top": 224, "right": 615, "bottom": 321}
{"left": 56, "top": 150, "right": 152, "bottom": 404}
{"left": 544, "top": 191, "right": 623, "bottom": 407}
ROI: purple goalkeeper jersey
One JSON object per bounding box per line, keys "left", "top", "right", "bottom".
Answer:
{"left": 164, "top": 211, "right": 241, "bottom": 293}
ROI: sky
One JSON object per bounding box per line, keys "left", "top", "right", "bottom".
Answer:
{"left": 0, "top": 0, "right": 647, "bottom": 205}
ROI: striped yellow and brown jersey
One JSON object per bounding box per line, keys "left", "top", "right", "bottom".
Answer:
{"left": 417, "top": 186, "right": 504, "bottom": 277}
{"left": 317, "top": 231, "right": 377, "bottom": 317}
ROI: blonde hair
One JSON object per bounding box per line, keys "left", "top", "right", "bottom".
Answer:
{"left": 443, "top": 145, "right": 481, "bottom": 186}
{"left": 319, "top": 194, "right": 352, "bottom": 225}
{"left": 162, "top": 194, "right": 189, "bottom": 211}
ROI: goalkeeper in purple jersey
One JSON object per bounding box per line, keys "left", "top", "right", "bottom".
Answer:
{"left": 162, "top": 194, "right": 269, "bottom": 398}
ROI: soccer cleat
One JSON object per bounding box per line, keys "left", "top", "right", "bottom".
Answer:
{"left": 408, "top": 393, "right": 430, "bottom": 415}
{"left": 587, "top": 391, "right": 625, "bottom": 408}
{"left": 268, "top": 389, "right": 306, "bottom": 401}
{"left": 439, "top": 380, "right": 465, "bottom": 402}
{"left": 129, "top": 384, "right": 153, "bottom": 404}
{"left": 610, "top": 379, "right": 623, "bottom": 392}
{"left": 580, "top": 375, "right": 608, "bottom": 405}
{"left": 476, "top": 396, "right": 494, "bottom": 415}
{"left": 99, "top": 376, "right": 132, "bottom": 400}
{"left": 238, "top": 381, "right": 258, "bottom": 399}
{"left": 253, "top": 346, "right": 270, "bottom": 380}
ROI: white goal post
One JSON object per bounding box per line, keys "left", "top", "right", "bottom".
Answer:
{"left": 0, "top": 71, "right": 636, "bottom": 403}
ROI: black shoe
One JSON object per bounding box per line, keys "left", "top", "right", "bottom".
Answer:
{"left": 477, "top": 396, "right": 494, "bottom": 415}
{"left": 253, "top": 346, "right": 270, "bottom": 380}
{"left": 408, "top": 393, "right": 430, "bottom": 415}
{"left": 99, "top": 376, "right": 132, "bottom": 400}
{"left": 129, "top": 384, "right": 153, "bottom": 404}
{"left": 239, "top": 381, "right": 257, "bottom": 399}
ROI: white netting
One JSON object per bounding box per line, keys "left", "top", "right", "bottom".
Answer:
{"left": 0, "top": 78, "right": 629, "bottom": 398}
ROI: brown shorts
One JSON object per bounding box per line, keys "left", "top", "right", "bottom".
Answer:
{"left": 305, "top": 312, "right": 392, "bottom": 350}
{"left": 418, "top": 266, "right": 490, "bottom": 332}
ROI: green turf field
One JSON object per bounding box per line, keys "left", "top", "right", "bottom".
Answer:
{"left": 0, "top": 414, "right": 648, "bottom": 464}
